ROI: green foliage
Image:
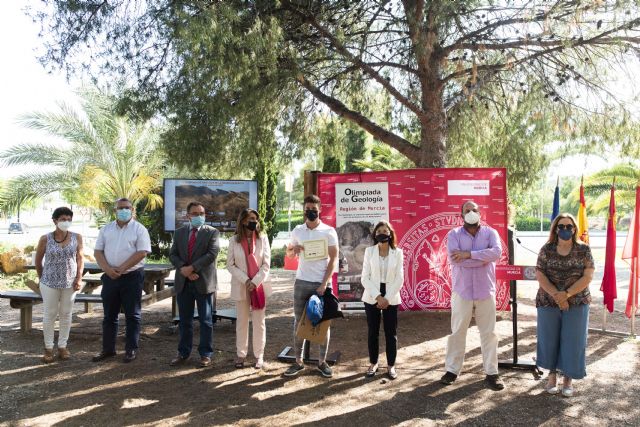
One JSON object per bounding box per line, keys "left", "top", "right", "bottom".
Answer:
{"left": 516, "top": 216, "right": 551, "bottom": 232}
{"left": 255, "top": 161, "right": 279, "bottom": 245}
{"left": 574, "top": 163, "right": 640, "bottom": 219}
{"left": 216, "top": 246, "right": 228, "bottom": 270}
{"left": 136, "top": 206, "right": 173, "bottom": 258}
{"left": 31, "top": 1, "right": 640, "bottom": 189}
{"left": 274, "top": 212, "right": 305, "bottom": 234}
{"left": 0, "top": 88, "right": 166, "bottom": 214}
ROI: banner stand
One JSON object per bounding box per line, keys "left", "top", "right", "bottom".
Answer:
{"left": 498, "top": 279, "right": 541, "bottom": 376}
{"left": 498, "top": 227, "right": 541, "bottom": 376}
{"left": 278, "top": 342, "right": 341, "bottom": 366}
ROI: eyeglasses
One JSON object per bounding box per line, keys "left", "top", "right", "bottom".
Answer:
{"left": 557, "top": 224, "right": 574, "bottom": 231}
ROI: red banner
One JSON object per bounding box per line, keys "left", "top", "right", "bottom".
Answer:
{"left": 318, "top": 168, "right": 510, "bottom": 311}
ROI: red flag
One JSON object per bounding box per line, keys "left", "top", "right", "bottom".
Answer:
{"left": 624, "top": 186, "right": 640, "bottom": 318}
{"left": 600, "top": 184, "right": 616, "bottom": 313}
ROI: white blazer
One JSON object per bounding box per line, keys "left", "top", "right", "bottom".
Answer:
{"left": 226, "top": 234, "right": 271, "bottom": 301}
{"left": 360, "top": 245, "right": 404, "bottom": 306}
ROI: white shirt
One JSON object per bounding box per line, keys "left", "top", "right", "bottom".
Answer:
{"left": 290, "top": 221, "right": 339, "bottom": 283}
{"left": 95, "top": 219, "right": 152, "bottom": 272}
{"left": 379, "top": 254, "right": 389, "bottom": 282}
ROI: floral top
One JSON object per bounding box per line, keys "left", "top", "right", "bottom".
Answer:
{"left": 535, "top": 242, "right": 595, "bottom": 308}
{"left": 40, "top": 233, "right": 78, "bottom": 289}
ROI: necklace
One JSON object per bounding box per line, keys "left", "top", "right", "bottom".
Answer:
{"left": 54, "top": 232, "right": 69, "bottom": 244}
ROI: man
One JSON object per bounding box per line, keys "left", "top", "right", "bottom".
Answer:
{"left": 440, "top": 200, "right": 504, "bottom": 391}
{"left": 284, "top": 194, "right": 339, "bottom": 378}
{"left": 168, "top": 202, "right": 219, "bottom": 368}
{"left": 92, "top": 198, "right": 151, "bottom": 363}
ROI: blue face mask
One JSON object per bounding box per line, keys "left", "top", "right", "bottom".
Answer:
{"left": 190, "top": 215, "right": 205, "bottom": 228}
{"left": 117, "top": 209, "right": 132, "bottom": 222}
{"left": 558, "top": 229, "right": 573, "bottom": 241}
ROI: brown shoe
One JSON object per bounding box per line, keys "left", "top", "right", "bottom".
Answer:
{"left": 42, "top": 349, "right": 55, "bottom": 364}
{"left": 199, "top": 356, "right": 212, "bottom": 368}
{"left": 58, "top": 347, "right": 71, "bottom": 360}
{"left": 170, "top": 354, "right": 189, "bottom": 366}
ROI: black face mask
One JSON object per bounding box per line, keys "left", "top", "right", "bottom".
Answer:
{"left": 305, "top": 210, "right": 319, "bottom": 221}
{"left": 375, "top": 234, "right": 391, "bottom": 243}
{"left": 246, "top": 221, "right": 258, "bottom": 231}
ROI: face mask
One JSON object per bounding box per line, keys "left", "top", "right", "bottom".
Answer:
{"left": 190, "top": 215, "right": 205, "bottom": 228}
{"left": 375, "top": 234, "right": 390, "bottom": 244}
{"left": 558, "top": 229, "right": 573, "bottom": 241}
{"left": 246, "top": 221, "right": 258, "bottom": 231}
{"left": 305, "top": 210, "right": 319, "bottom": 221}
{"left": 117, "top": 209, "right": 132, "bottom": 222}
{"left": 57, "top": 221, "right": 72, "bottom": 232}
{"left": 464, "top": 211, "right": 480, "bottom": 225}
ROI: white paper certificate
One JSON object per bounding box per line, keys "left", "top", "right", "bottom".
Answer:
{"left": 302, "top": 239, "right": 328, "bottom": 261}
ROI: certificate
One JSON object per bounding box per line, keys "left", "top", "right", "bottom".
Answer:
{"left": 302, "top": 239, "right": 328, "bottom": 261}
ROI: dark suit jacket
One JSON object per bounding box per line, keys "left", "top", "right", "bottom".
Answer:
{"left": 169, "top": 225, "right": 219, "bottom": 294}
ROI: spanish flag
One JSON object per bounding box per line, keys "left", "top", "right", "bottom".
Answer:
{"left": 577, "top": 176, "right": 589, "bottom": 244}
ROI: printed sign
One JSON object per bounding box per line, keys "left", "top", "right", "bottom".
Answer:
{"left": 447, "top": 180, "right": 490, "bottom": 196}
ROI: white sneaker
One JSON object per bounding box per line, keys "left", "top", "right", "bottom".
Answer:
{"left": 561, "top": 386, "right": 573, "bottom": 397}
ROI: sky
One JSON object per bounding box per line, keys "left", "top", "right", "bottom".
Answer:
{"left": 0, "top": 1, "right": 637, "bottom": 182}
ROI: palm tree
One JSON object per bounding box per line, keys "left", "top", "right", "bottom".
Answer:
{"left": 352, "top": 142, "right": 413, "bottom": 171}
{"left": 579, "top": 163, "right": 640, "bottom": 220}
{"left": 0, "top": 88, "right": 165, "bottom": 214}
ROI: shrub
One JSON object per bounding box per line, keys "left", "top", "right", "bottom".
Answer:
{"left": 274, "top": 212, "right": 304, "bottom": 233}
{"left": 515, "top": 216, "right": 551, "bottom": 231}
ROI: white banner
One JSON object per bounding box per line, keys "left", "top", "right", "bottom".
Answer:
{"left": 335, "top": 182, "right": 389, "bottom": 227}
{"left": 447, "top": 180, "right": 490, "bottom": 196}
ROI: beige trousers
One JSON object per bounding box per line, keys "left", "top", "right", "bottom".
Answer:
{"left": 235, "top": 298, "right": 266, "bottom": 359}
{"left": 444, "top": 292, "right": 499, "bottom": 376}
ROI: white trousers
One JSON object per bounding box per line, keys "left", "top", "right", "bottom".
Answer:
{"left": 444, "top": 292, "right": 499, "bottom": 376}
{"left": 40, "top": 284, "right": 76, "bottom": 349}
{"left": 235, "top": 299, "right": 266, "bottom": 359}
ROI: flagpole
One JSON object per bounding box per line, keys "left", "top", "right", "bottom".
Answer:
{"left": 633, "top": 257, "right": 638, "bottom": 338}
{"left": 602, "top": 306, "right": 607, "bottom": 332}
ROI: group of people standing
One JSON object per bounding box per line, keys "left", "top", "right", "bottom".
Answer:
{"left": 33, "top": 194, "right": 595, "bottom": 397}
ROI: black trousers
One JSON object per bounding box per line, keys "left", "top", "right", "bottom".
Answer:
{"left": 364, "top": 302, "right": 398, "bottom": 366}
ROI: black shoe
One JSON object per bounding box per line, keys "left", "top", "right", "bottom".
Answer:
{"left": 484, "top": 374, "right": 505, "bottom": 391}
{"left": 440, "top": 371, "right": 457, "bottom": 385}
{"left": 123, "top": 350, "right": 137, "bottom": 363}
{"left": 92, "top": 351, "right": 116, "bottom": 362}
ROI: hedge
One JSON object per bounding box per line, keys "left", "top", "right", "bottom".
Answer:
{"left": 515, "top": 216, "right": 551, "bottom": 231}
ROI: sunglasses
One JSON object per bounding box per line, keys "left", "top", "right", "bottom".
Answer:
{"left": 557, "top": 224, "right": 574, "bottom": 231}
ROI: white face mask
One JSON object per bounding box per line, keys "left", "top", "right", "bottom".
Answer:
{"left": 57, "top": 221, "right": 72, "bottom": 232}
{"left": 464, "top": 211, "right": 480, "bottom": 225}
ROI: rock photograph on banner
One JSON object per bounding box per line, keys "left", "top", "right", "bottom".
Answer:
{"left": 335, "top": 182, "right": 389, "bottom": 309}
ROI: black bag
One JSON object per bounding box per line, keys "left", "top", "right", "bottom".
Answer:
{"left": 322, "top": 287, "right": 343, "bottom": 321}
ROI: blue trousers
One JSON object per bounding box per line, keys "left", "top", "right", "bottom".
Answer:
{"left": 537, "top": 304, "right": 589, "bottom": 379}
{"left": 177, "top": 283, "right": 213, "bottom": 358}
{"left": 100, "top": 269, "right": 144, "bottom": 353}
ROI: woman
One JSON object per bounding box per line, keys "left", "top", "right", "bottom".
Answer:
{"left": 227, "top": 208, "right": 271, "bottom": 369}
{"left": 535, "top": 213, "right": 594, "bottom": 397}
{"left": 361, "top": 221, "right": 404, "bottom": 379}
{"left": 35, "top": 207, "right": 84, "bottom": 363}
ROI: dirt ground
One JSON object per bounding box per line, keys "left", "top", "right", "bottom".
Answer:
{"left": 1, "top": 269, "right": 640, "bottom": 427}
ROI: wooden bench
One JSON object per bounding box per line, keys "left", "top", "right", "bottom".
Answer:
{"left": 0, "top": 286, "right": 174, "bottom": 333}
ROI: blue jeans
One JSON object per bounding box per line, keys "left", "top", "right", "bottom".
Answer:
{"left": 177, "top": 282, "right": 213, "bottom": 358}
{"left": 537, "top": 304, "right": 589, "bottom": 379}
{"left": 100, "top": 269, "right": 144, "bottom": 353}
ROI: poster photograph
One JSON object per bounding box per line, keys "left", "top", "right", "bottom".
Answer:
{"left": 334, "top": 182, "right": 389, "bottom": 309}
{"left": 163, "top": 179, "right": 258, "bottom": 232}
